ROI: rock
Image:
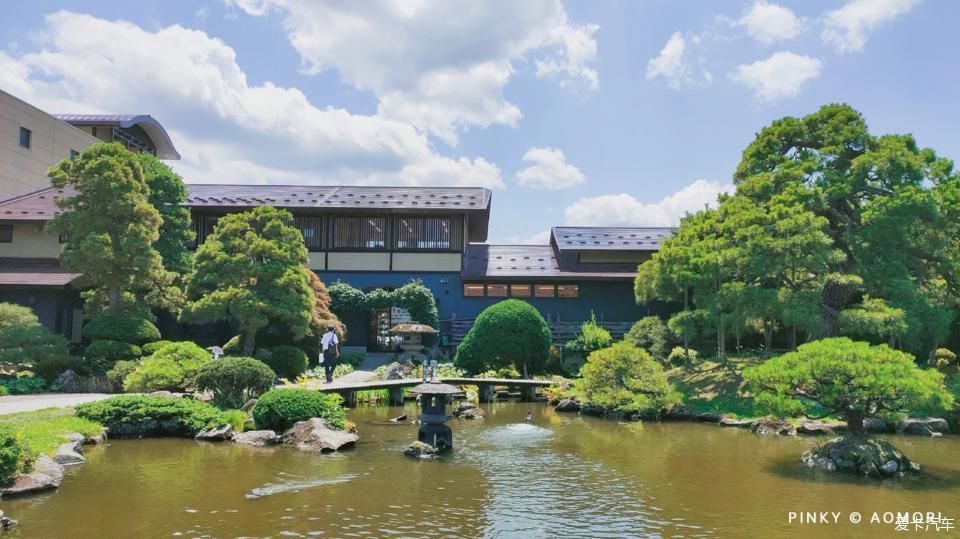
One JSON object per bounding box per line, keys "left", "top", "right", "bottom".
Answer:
{"left": 84, "top": 432, "right": 107, "bottom": 445}
{"left": 281, "top": 418, "right": 358, "bottom": 452}
{"left": 1, "top": 457, "right": 64, "bottom": 497}
{"left": 752, "top": 417, "right": 797, "bottom": 436}
{"left": 797, "top": 419, "right": 844, "bottom": 436}
{"left": 694, "top": 412, "right": 723, "bottom": 423}
{"left": 662, "top": 406, "right": 695, "bottom": 421}
{"left": 454, "top": 402, "right": 476, "bottom": 413}
{"left": 195, "top": 424, "right": 234, "bottom": 441}
{"left": 802, "top": 436, "right": 919, "bottom": 478}
{"left": 384, "top": 362, "right": 405, "bottom": 380}
{"left": 64, "top": 432, "right": 85, "bottom": 443}
{"left": 897, "top": 418, "right": 949, "bottom": 436}
{"left": 863, "top": 417, "right": 891, "bottom": 433}
{"left": 404, "top": 441, "right": 438, "bottom": 459}
{"left": 53, "top": 441, "right": 85, "bottom": 465}
{"left": 232, "top": 430, "right": 280, "bottom": 446}
{"left": 149, "top": 390, "right": 176, "bottom": 398}
{"left": 718, "top": 417, "right": 753, "bottom": 428}
{"left": 390, "top": 414, "right": 408, "bottom": 422}
{"left": 554, "top": 399, "right": 581, "bottom": 413}
{"left": 0, "top": 509, "right": 17, "bottom": 528}
{"left": 241, "top": 399, "right": 258, "bottom": 412}
{"left": 55, "top": 370, "right": 116, "bottom": 393}
{"left": 456, "top": 407, "right": 485, "bottom": 420}
{"left": 579, "top": 404, "right": 607, "bottom": 417}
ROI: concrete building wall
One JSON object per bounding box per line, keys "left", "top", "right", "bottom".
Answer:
{"left": 0, "top": 90, "right": 99, "bottom": 200}
{"left": 0, "top": 222, "right": 61, "bottom": 257}
{"left": 327, "top": 252, "right": 391, "bottom": 271}
{"left": 390, "top": 252, "right": 461, "bottom": 272}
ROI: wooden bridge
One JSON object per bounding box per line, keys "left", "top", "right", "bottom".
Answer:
{"left": 298, "top": 377, "right": 557, "bottom": 407}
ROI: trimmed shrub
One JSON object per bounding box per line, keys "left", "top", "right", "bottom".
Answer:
{"left": 0, "top": 303, "right": 41, "bottom": 328}
{"left": 624, "top": 316, "right": 671, "bottom": 364}
{"left": 259, "top": 345, "right": 308, "bottom": 380}
{"left": 455, "top": 299, "right": 551, "bottom": 375}
{"left": 85, "top": 340, "right": 142, "bottom": 363}
{"left": 929, "top": 348, "right": 957, "bottom": 372}
{"left": 83, "top": 313, "right": 160, "bottom": 344}
{"left": 142, "top": 340, "right": 176, "bottom": 355}
{"left": 32, "top": 355, "right": 88, "bottom": 384}
{"left": 195, "top": 357, "right": 275, "bottom": 409}
{"left": 253, "top": 388, "right": 345, "bottom": 432}
{"left": 106, "top": 360, "right": 138, "bottom": 388}
{"left": 0, "top": 374, "right": 46, "bottom": 395}
{"left": 123, "top": 341, "right": 210, "bottom": 392}
{"left": 75, "top": 395, "right": 224, "bottom": 438}
{"left": 0, "top": 427, "right": 26, "bottom": 485}
{"left": 565, "top": 314, "right": 612, "bottom": 360}
{"left": 0, "top": 304, "right": 72, "bottom": 369}
{"left": 575, "top": 342, "right": 681, "bottom": 415}
{"left": 667, "top": 346, "right": 698, "bottom": 365}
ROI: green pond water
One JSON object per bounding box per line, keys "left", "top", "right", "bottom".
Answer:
{"left": 2, "top": 402, "right": 959, "bottom": 538}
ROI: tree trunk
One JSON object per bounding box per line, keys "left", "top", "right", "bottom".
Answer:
{"left": 242, "top": 329, "right": 256, "bottom": 356}
{"left": 790, "top": 326, "right": 797, "bottom": 351}
{"left": 108, "top": 285, "right": 121, "bottom": 310}
{"left": 845, "top": 410, "right": 865, "bottom": 436}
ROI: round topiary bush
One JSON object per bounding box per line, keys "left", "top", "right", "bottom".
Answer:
{"left": 576, "top": 342, "right": 680, "bottom": 415}
{"left": 454, "top": 299, "right": 551, "bottom": 375}
{"left": 195, "top": 357, "right": 276, "bottom": 409}
{"left": 253, "top": 388, "right": 345, "bottom": 432}
{"left": 85, "top": 340, "right": 142, "bottom": 362}
{"left": 122, "top": 341, "right": 211, "bottom": 393}
{"left": 259, "top": 345, "right": 308, "bottom": 380}
{"left": 83, "top": 313, "right": 160, "bottom": 344}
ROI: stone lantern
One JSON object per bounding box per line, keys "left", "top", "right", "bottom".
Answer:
{"left": 409, "top": 381, "right": 461, "bottom": 451}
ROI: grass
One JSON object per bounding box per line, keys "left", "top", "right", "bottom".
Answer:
{"left": 221, "top": 409, "right": 248, "bottom": 432}
{"left": 667, "top": 356, "right": 761, "bottom": 418}
{"left": 356, "top": 388, "right": 389, "bottom": 403}
{"left": 0, "top": 407, "right": 104, "bottom": 458}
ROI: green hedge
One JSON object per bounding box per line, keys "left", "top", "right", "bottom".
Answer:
{"left": 252, "top": 388, "right": 345, "bottom": 432}
{"left": 0, "top": 426, "right": 26, "bottom": 484}
{"left": 259, "top": 345, "right": 308, "bottom": 380}
{"left": 195, "top": 357, "right": 275, "bottom": 409}
{"left": 75, "top": 395, "right": 224, "bottom": 438}
{"left": 85, "top": 340, "right": 142, "bottom": 362}
{"left": 83, "top": 313, "right": 160, "bottom": 344}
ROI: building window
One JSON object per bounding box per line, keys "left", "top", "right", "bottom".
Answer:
{"left": 331, "top": 216, "right": 386, "bottom": 250}
{"left": 291, "top": 216, "right": 323, "bottom": 251}
{"left": 535, "top": 284, "right": 555, "bottom": 298}
{"left": 392, "top": 216, "right": 463, "bottom": 251}
{"left": 0, "top": 225, "right": 12, "bottom": 243}
{"left": 487, "top": 284, "right": 508, "bottom": 297}
{"left": 558, "top": 284, "right": 579, "bottom": 298}
{"left": 463, "top": 284, "right": 484, "bottom": 297}
{"left": 19, "top": 127, "right": 31, "bottom": 149}
{"left": 191, "top": 214, "right": 220, "bottom": 248}
{"left": 70, "top": 149, "right": 79, "bottom": 160}
{"left": 510, "top": 284, "right": 531, "bottom": 297}
{"left": 91, "top": 127, "right": 98, "bottom": 138}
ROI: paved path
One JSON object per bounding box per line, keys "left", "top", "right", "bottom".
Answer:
{"left": 334, "top": 352, "right": 394, "bottom": 384}
{"left": 0, "top": 393, "right": 112, "bottom": 415}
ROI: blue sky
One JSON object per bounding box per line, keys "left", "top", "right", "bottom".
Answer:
{"left": 2, "top": 0, "right": 957, "bottom": 243}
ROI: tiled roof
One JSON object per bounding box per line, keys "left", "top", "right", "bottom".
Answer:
{"left": 184, "top": 185, "right": 492, "bottom": 212}
{"left": 552, "top": 226, "right": 672, "bottom": 251}
{"left": 0, "top": 258, "right": 80, "bottom": 287}
{"left": 0, "top": 184, "right": 492, "bottom": 220}
{"left": 462, "top": 244, "right": 636, "bottom": 280}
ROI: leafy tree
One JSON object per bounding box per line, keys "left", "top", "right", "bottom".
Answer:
{"left": 454, "top": 299, "right": 551, "bottom": 375}
{"left": 744, "top": 338, "right": 953, "bottom": 435}
{"left": 565, "top": 313, "right": 612, "bottom": 359}
{"left": 137, "top": 153, "right": 194, "bottom": 275}
{"left": 0, "top": 303, "right": 73, "bottom": 372}
{"left": 194, "top": 357, "right": 275, "bottom": 409}
{"left": 123, "top": 341, "right": 211, "bottom": 392}
{"left": 624, "top": 316, "right": 671, "bottom": 364}
{"left": 181, "top": 206, "right": 313, "bottom": 356}
{"left": 83, "top": 312, "right": 161, "bottom": 344}
{"left": 47, "top": 143, "right": 180, "bottom": 314}
{"left": 575, "top": 342, "right": 681, "bottom": 414}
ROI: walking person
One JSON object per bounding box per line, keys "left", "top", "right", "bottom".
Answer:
{"left": 320, "top": 326, "right": 340, "bottom": 383}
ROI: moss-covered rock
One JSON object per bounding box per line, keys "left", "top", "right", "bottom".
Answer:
{"left": 802, "top": 436, "right": 919, "bottom": 477}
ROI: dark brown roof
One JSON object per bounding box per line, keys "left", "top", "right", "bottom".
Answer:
{"left": 552, "top": 226, "right": 672, "bottom": 251}
{"left": 462, "top": 244, "right": 637, "bottom": 280}
{"left": 0, "top": 187, "right": 69, "bottom": 221}
{"left": 0, "top": 258, "right": 80, "bottom": 287}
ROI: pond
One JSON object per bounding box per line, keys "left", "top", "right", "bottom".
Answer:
{"left": 3, "top": 402, "right": 959, "bottom": 538}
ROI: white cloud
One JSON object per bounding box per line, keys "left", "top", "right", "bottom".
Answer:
{"left": 515, "top": 147, "right": 585, "bottom": 189}
{"left": 730, "top": 51, "right": 821, "bottom": 101}
{"left": 5, "top": 11, "right": 503, "bottom": 188}
{"left": 822, "top": 0, "right": 920, "bottom": 53}
{"left": 645, "top": 32, "right": 712, "bottom": 89}
{"left": 732, "top": 1, "right": 802, "bottom": 44}
{"left": 502, "top": 228, "right": 552, "bottom": 245}
{"left": 563, "top": 179, "right": 733, "bottom": 226}
{"left": 227, "top": 0, "right": 599, "bottom": 145}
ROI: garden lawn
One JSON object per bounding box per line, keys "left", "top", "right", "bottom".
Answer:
{"left": 668, "top": 356, "right": 761, "bottom": 418}
{"left": 0, "top": 407, "right": 104, "bottom": 458}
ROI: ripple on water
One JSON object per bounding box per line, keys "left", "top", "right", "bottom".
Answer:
{"left": 246, "top": 473, "right": 358, "bottom": 499}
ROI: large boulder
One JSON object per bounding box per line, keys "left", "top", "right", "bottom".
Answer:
{"left": 752, "top": 417, "right": 797, "bottom": 436}
{"left": 1, "top": 457, "right": 64, "bottom": 498}
{"left": 863, "top": 417, "right": 892, "bottom": 434}
{"left": 718, "top": 417, "right": 753, "bottom": 429}
{"left": 897, "top": 418, "right": 949, "bottom": 436}
{"left": 554, "top": 399, "right": 581, "bottom": 413}
{"left": 802, "top": 436, "right": 919, "bottom": 477}
{"left": 53, "top": 440, "right": 85, "bottom": 465}
{"left": 55, "top": 370, "right": 116, "bottom": 393}
{"left": 796, "top": 419, "right": 845, "bottom": 436}
{"left": 694, "top": 412, "right": 724, "bottom": 423}
{"left": 404, "top": 441, "right": 438, "bottom": 460}
{"left": 232, "top": 430, "right": 280, "bottom": 446}
{"left": 579, "top": 404, "right": 607, "bottom": 417}
{"left": 383, "top": 362, "right": 405, "bottom": 380}
{"left": 457, "top": 407, "right": 485, "bottom": 420}
{"left": 281, "top": 418, "right": 358, "bottom": 453}
{"left": 195, "top": 424, "right": 234, "bottom": 441}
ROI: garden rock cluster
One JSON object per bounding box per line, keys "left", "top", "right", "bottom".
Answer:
{"left": 752, "top": 418, "right": 797, "bottom": 436}
{"left": 802, "top": 436, "right": 920, "bottom": 477}
{"left": 280, "top": 418, "right": 358, "bottom": 452}
{"left": 453, "top": 402, "right": 484, "bottom": 420}
{"left": 404, "top": 441, "right": 439, "bottom": 460}
{"left": 0, "top": 430, "right": 104, "bottom": 499}
{"left": 232, "top": 430, "right": 280, "bottom": 446}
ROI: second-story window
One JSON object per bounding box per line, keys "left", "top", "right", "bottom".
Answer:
{"left": 392, "top": 216, "right": 463, "bottom": 251}
{"left": 331, "top": 216, "right": 386, "bottom": 249}
{"left": 291, "top": 216, "right": 323, "bottom": 251}
{"left": 19, "top": 128, "right": 31, "bottom": 149}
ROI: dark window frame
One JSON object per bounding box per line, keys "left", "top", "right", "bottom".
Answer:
{"left": 19, "top": 127, "right": 31, "bottom": 149}
{"left": 329, "top": 215, "right": 388, "bottom": 251}
{"left": 391, "top": 215, "right": 463, "bottom": 252}
{"left": 463, "top": 283, "right": 485, "bottom": 297}
{"left": 0, "top": 225, "right": 13, "bottom": 243}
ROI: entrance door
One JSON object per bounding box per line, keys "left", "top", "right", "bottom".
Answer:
{"left": 368, "top": 307, "right": 413, "bottom": 352}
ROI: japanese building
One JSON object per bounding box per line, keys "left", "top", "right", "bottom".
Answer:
{"left": 0, "top": 88, "right": 673, "bottom": 351}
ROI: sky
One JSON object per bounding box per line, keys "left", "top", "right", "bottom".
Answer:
{"left": 1, "top": 0, "right": 958, "bottom": 243}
